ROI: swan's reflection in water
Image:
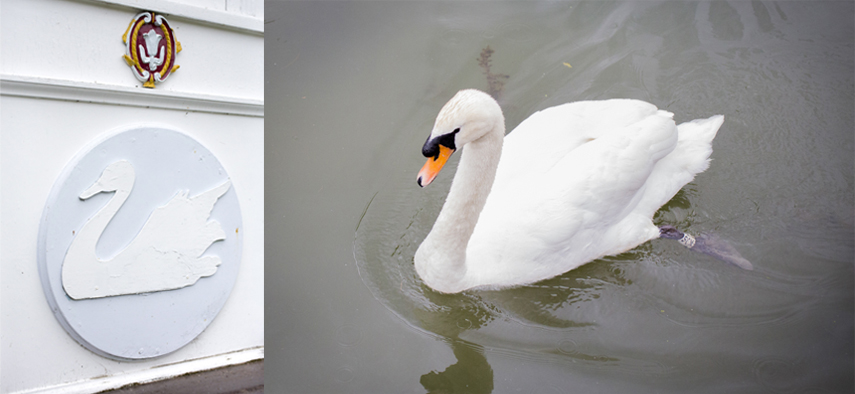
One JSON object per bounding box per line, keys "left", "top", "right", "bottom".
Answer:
{"left": 411, "top": 268, "right": 621, "bottom": 393}
{"left": 354, "top": 166, "right": 715, "bottom": 393}
{"left": 420, "top": 340, "right": 493, "bottom": 394}
{"left": 354, "top": 176, "right": 650, "bottom": 391}
{"left": 411, "top": 285, "right": 496, "bottom": 393}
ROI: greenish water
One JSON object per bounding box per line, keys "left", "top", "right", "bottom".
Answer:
{"left": 266, "top": 2, "right": 854, "bottom": 392}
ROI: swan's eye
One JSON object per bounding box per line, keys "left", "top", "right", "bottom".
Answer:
{"left": 422, "top": 129, "right": 459, "bottom": 159}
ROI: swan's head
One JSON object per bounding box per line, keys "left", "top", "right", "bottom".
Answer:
{"left": 417, "top": 89, "right": 504, "bottom": 187}
{"left": 80, "top": 160, "right": 135, "bottom": 200}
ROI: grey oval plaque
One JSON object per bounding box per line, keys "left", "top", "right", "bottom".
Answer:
{"left": 37, "top": 126, "right": 243, "bottom": 359}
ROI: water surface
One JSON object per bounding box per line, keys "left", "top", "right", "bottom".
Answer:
{"left": 267, "top": 2, "right": 854, "bottom": 392}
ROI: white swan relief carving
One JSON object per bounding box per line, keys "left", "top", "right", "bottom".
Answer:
{"left": 61, "top": 160, "right": 232, "bottom": 300}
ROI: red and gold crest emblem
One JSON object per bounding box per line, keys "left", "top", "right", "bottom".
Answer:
{"left": 122, "top": 12, "right": 182, "bottom": 88}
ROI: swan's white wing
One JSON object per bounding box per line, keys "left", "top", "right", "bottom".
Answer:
{"left": 190, "top": 179, "right": 232, "bottom": 219}
{"left": 124, "top": 180, "right": 231, "bottom": 257}
{"left": 494, "top": 99, "right": 662, "bottom": 188}
{"left": 466, "top": 102, "right": 687, "bottom": 288}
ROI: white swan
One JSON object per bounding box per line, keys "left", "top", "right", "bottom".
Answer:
{"left": 414, "top": 89, "right": 723, "bottom": 293}
{"left": 62, "top": 160, "right": 231, "bottom": 300}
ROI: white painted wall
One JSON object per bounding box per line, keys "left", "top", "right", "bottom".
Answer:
{"left": 0, "top": 0, "right": 264, "bottom": 392}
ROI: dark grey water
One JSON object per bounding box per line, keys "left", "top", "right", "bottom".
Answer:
{"left": 266, "top": 2, "right": 854, "bottom": 392}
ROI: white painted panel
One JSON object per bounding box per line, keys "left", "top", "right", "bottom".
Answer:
{"left": 0, "top": 95, "right": 263, "bottom": 393}
{"left": 19, "top": 348, "right": 264, "bottom": 394}
{"left": 163, "top": 0, "right": 225, "bottom": 11}
{"left": 0, "top": 74, "right": 263, "bottom": 117}
{"left": 2, "top": 0, "right": 264, "bottom": 391}
{"left": 90, "top": 0, "right": 264, "bottom": 32}
{"left": 0, "top": 0, "right": 263, "bottom": 100}
{"left": 226, "top": 0, "right": 263, "bottom": 17}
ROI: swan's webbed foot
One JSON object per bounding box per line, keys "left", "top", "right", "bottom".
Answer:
{"left": 658, "top": 226, "right": 753, "bottom": 271}
{"left": 658, "top": 225, "right": 684, "bottom": 240}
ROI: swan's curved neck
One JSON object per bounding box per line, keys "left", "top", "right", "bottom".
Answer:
{"left": 417, "top": 127, "right": 503, "bottom": 292}
{"left": 70, "top": 182, "right": 134, "bottom": 264}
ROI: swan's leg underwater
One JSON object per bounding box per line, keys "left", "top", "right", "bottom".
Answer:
{"left": 658, "top": 226, "right": 753, "bottom": 270}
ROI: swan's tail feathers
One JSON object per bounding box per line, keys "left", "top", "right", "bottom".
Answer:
{"left": 675, "top": 115, "right": 724, "bottom": 175}
{"left": 678, "top": 115, "right": 723, "bottom": 142}
{"left": 205, "top": 220, "right": 227, "bottom": 244}
{"left": 192, "top": 179, "right": 232, "bottom": 218}
{"left": 192, "top": 255, "right": 222, "bottom": 278}
{"left": 634, "top": 115, "right": 723, "bottom": 219}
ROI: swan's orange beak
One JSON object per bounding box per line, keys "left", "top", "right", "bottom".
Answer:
{"left": 417, "top": 145, "right": 454, "bottom": 187}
